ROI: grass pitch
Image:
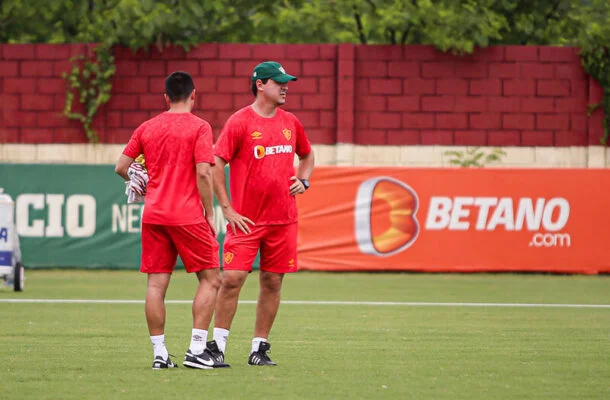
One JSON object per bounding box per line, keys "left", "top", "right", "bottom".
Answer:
{"left": 0, "top": 270, "right": 609, "bottom": 399}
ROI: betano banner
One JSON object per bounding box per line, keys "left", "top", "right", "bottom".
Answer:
{"left": 2, "top": 164, "right": 609, "bottom": 273}
{"left": 297, "top": 167, "right": 610, "bottom": 274}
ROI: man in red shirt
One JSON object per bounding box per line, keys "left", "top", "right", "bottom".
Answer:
{"left": 115, "top": 71, "right": 227, "bottom": 370}
{"left": 212, "top": 61, "right": 315, "bottom": 366}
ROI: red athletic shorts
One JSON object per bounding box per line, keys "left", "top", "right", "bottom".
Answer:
{"left": 222, "top": 223, "right": 297, "bottom": 273}
{"left": 140, "top": 222, "right": 219, "bottom": 274}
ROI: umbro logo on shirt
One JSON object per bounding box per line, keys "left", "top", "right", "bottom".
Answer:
{"left": 251, "top": 131, "right": 263, "bottom": 140}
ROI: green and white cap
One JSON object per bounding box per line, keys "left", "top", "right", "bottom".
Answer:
{"left": 251, "top": 61, "right": 297, "bottom": 83}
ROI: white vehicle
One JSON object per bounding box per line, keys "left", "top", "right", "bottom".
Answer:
{"left": 0, "top": 189, "right": 24, "bottom": 292}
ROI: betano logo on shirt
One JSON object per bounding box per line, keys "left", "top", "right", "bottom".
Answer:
{"left": 253, "top": 145, "right": 293, "bottom": 159}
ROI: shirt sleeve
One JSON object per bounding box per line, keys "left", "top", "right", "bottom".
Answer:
{"left": 194, "top": 122, "right": 215, "bottom": 165}
{"left": 214, "top": 114, "right": 242, "bottom": 163}
{"left": 123, "top": 125, "right": 143, "bottom": 158}
{"left": 294, "top": 117, "right": 312, "bottom": 157}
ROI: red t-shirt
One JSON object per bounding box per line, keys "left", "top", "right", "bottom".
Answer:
{"left": 122, "top": 112, "right": 215, "bottom": 225}
{"left": 214, "top": 106, "right": 312, "bottom": 225}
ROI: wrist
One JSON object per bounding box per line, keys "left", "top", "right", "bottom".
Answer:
{"left": 299, "top": 178, "right": 310, "bottom": 190}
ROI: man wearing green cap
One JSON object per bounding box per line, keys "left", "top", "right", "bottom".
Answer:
{"left": 210, "top": 61, "right": 315, "bottom": 366}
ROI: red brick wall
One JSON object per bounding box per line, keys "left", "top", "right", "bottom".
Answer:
{"left": 0, "top": 43, "right": 604, "bottom": 146}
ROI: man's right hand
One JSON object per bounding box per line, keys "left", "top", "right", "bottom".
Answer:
{"left": 206, "top": 214, "right": 217, "bottom": 237}
{"left": 223, "top": 206, "right": 255, "bottom": 234}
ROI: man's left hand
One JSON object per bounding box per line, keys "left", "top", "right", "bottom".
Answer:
{"left": 289, "top": 176, "right": 306, "bottom": 196}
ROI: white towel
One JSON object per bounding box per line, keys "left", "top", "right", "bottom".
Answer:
{"left": 125, "top": 162, "right": 149, "bottom": 204}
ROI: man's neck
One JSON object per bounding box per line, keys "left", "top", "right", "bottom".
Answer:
{"left": 167, "top": 103, "right": 192, "bottom": 113}
{"left": 251, "top": 99, "right": 278, "bottom": 118}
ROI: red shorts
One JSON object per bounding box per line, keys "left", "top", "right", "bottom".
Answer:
{"left": 141, "top": 222, "right": 219, "bottom": 274}
{"left": 222, "top": 223, "right": 297, "bottom": 273}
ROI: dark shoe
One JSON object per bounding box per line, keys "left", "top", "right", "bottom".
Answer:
{"left": 206, "top": 340, "right": 231, "bottom": 368}
{"left": 183, "top": 341, "right": 230, "bottom": 369}
{"left": 152, "top": 354, "right": 178, "bottom": 370}
{"left": 248, "top": 341, "right": 277, "bottom": 366}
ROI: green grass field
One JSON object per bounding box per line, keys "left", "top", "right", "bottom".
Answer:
{"left": 1, "top": 270, "right": 609, "bottom": 399}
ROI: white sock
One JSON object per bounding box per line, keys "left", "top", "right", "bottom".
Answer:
{"left": 251, "top": 337, "right": 267, "bottom": 354}
{"left": 213, "top": 328, "right": 229, "bottom": 354}
{"left": 150, "top": 334, "right": 168, "bottom": 359}
{"left": 189, "top": 329, "right": 207, "bottom": 354}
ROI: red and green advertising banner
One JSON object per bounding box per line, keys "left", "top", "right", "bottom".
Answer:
{"left": 2, "top": 164, "right": 609, "bottom": 274}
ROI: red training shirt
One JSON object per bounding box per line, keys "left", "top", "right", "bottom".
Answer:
{"left": 123, "top": 112, "right": 215, "bottom": 225}
{"left": 214, "top": 106, "right": 312, "bottom": 225}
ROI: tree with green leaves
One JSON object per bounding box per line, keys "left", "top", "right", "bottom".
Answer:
{"left": 573, "top": 0, "right": 610, "bottom": 144}
{"left": 249, "top": 0, "right": 584, "bottom": 54}
{"left": 250, "top": 0, "right": 509, "bottom": 54}
{"left": 1, "top": 0, "right": 609, "bottom": 142}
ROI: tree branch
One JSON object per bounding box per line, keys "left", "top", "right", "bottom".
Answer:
{"left": 385, "top": 28, "right": 397, "bottom": 44}
{"left": 400, "top": 26, "right": 411, "bottom": 45}
{"left": 353, "top": 7, "right": 367, "bottom": 44}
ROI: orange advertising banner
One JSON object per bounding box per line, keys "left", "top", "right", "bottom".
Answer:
{"left": 297, "top": 167, "right": 610, "bottom": 274}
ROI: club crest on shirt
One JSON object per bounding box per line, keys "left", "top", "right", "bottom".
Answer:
{"left": 282, "top": 128, "right": 291, "bottom": 141}
{"left": 224, "top": 252, "right": 234, "bottom": 264}
{"left": 251, "top": 131, "right": 263, "bottom": 140}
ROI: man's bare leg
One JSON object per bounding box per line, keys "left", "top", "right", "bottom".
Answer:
{"left": 248, "top": 271, "right": 283, "bottom": 365}
{"left": 192, "top": 268, "right": 221, "bottom": 329}
{"left": 146, "top": 273, "right": 171, "bottom": 335}
{"left": 184, "top": 268, "right": 222, "bottom": 360}
{"left": 254, "top": 271, "right": 284, "bottom": 339}
{"left": 212, "top": 269, "right": 249, "bottom": 353}
{"left": 146, "top": 273, "right": 172, "bottom": 363}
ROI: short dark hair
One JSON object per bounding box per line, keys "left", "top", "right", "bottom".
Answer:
{"left": 165, "top": 71, "right": 195, "bottom": 102}
{"left": 251, "top": 78, "right": 269, "bottom": 97}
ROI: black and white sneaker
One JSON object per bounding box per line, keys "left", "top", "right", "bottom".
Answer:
{"left": 206, "top": 340, "right": 231, "bottom": 368}
{"left": 248, "top": 342, "right": 277, "bottom": 366}
{"left": 152, "top": 355, "right": 178, "bottom": 370}
{"left": 183, "top": 341, "right": 230, "bottom": 369}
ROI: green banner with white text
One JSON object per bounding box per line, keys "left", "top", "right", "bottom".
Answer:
{"left": 0, "top": 164, "right": 247, "bottom": 269}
